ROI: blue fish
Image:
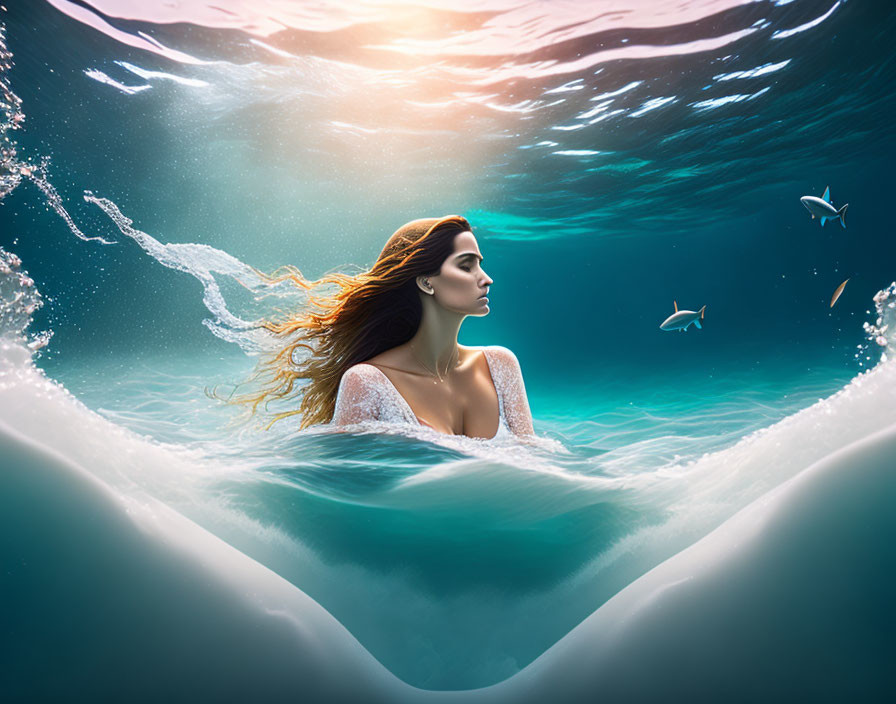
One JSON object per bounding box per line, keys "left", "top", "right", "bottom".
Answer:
{"left": 800, "top": 186, "right": 848, "bottom": 228}
{"left": 660, "top": 301, "right": 706, "bottom": 332}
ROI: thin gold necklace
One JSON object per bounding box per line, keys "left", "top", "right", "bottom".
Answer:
{"left": 410, "top": 343, "right": 458, "bottom": 384}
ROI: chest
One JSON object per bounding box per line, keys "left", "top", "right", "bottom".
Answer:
{"left": 379, "top": 356, "right": 501, "bottom": 438}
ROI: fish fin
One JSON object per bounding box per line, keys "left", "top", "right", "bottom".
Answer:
{"left": 674, "top": 300, "right": 678, "bottom": 313}
{"left": 699, "top": 305, "right": 706, "bottom": 320}
{"left": 822, "top": 186, "right": 831, "bottom": 203}
{"left": 820, "top": 216, "right": 827, "bottom": 227}
{"left": 838, "top": 203, "right": 848, "bottom": 228}
{"left": 695, "top": 320, "right": 702, "bottom": 329}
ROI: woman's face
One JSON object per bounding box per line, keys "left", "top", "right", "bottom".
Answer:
{"left": 422, "top": 230, "right": 493, "bottom": 315}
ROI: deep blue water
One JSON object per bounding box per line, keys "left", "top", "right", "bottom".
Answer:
{"left": 2, "top": 0, "right": 894, "bottom": 378}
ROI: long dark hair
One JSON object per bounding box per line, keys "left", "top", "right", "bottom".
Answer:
{"left": 224, "top": 215, "right": 472, "bottom": 428}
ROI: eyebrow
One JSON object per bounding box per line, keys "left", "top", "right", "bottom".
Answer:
{"left": 454, "top": 252, "right": 483, "bottom": 262}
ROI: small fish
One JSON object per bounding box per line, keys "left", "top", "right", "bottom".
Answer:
{"left": 800, "top": 186, "right": 848, "bottom": 228}
{"left": 660, "top": 301, "right": 706, "bottom": 331}
{"left": 830, "top": 278, "right": 849, "bottom": 308}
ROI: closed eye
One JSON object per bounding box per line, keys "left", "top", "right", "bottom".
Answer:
{"left": 455, "top": 252, "right": 484, "bottom": 272}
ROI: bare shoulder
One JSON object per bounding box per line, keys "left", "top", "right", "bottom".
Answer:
{"left": 362, "top": 346, "right": 413, "bottom": 371}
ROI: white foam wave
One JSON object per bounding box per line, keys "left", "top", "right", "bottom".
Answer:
{"left": 0, "top": 249, "right": 50, "bottom": 352}
{"left": 3, "top": 302, "right": 894, "bottom": 699}
{"left": 2, "top": 237, "right": 895, "bottom": 690}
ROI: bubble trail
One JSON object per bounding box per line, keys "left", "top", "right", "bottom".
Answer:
{"left": 0, "top": 22, "right": 113, "bottom": 243}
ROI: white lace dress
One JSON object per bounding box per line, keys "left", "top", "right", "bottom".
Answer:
{"left": 331, "top": 345, "right": 534, "bottom": 440}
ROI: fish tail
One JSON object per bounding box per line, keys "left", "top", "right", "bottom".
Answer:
{"left": 838, "top": 203, "right": 848, "bottom": 229}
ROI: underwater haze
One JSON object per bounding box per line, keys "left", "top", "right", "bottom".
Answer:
{"left": 2, "top": 0, "right": 896, "bottom": 700}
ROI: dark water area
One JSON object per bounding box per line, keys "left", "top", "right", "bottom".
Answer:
{"left": 1, "top": 0, "right": 893, "bottom": 386}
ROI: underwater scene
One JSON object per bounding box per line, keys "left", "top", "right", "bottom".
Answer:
{"left": 2, "top": 0, "right": 895, "bottom": 701}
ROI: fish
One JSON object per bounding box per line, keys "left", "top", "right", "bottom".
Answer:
{"left": 830, "top": 278, "right": 849, "bottom": 308}
{"left": 660, "top": 301, "right": 706, "bottom": 331}
{"left": 800, "top": 186, "right": 848, "bottom": 228}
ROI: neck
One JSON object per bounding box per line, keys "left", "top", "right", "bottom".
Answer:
{"left": 407, "top": 296, "right": 466, "bottom": 375}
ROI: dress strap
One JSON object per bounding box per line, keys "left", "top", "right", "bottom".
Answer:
{"left": 481, "top": 347, "right": 506, "bottom": 424}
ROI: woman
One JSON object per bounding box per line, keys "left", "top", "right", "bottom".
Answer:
{"left": 233, "top": 215, "right": 535, "bottom": 440}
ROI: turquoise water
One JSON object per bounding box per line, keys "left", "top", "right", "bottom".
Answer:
{"left": 2, "top": 0, "right": 895, "bottom": 697}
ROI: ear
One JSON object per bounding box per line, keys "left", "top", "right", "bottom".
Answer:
{"left": 416, "top": 275, "right": 434, "bottom": 295}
